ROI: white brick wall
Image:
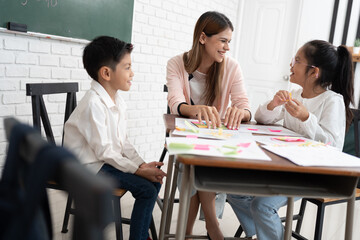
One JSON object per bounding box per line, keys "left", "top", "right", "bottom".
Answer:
{"left": 0, "top": 1, "right": 240, "bottom": 238}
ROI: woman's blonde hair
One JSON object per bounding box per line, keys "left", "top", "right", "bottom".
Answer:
{"left": 183, "top": 11, "right": 233, "bottom": 105}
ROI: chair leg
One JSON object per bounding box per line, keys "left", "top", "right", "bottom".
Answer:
{"left": 61, "top": 195, "right": 73, "bottom": 233}
{"left": 314, "top": 203, "right": 325, "bottom": 240}
{"left": 113, "top": 196, "right": 123, "bottom": 240}
{"left": 150, "top": 216, "right": 158, "bottom": 240}
{"left": 234, "top": 225, "right": 243, "bottom": 237}
{"left": 295, "top": 198, "right": 307, "bottom": 234}
{"left": 156, "top": 196, "right": 163, "bottom": 211}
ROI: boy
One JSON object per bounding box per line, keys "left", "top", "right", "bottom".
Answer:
{"left": 64, "top": 36, "right": 166, "bottom": 240}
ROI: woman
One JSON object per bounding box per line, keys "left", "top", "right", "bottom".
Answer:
{"left": 166, "top": 11, "right": 251, "bottom": 239}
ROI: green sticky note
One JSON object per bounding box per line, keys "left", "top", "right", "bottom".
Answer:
{"left": 223, "top": 150, "right": 238, "bottom": 155}
{"left": 185, "top": 120, "right": 199, "bottom": 133}
{"left": 169, "top": 142, "right": 194, "bottom": 150}
{"left": 222, "top": 145, "right": 238, "bottom": 150}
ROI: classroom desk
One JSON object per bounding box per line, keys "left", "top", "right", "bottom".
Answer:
{"left": 159, "top": 114, "right": 360, "bottom": 240}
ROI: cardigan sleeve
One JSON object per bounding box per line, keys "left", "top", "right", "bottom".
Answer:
{"left": 166, "top": 55, "right": 188, "bottom": 115}
{"left": 255, "top": 100, "right": 285, "bottom": 124}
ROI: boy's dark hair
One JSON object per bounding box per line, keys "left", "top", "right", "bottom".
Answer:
{"left": 83, "top": 36, "right": 133, "bottom": 81}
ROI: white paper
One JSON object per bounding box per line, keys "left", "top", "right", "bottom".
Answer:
{"left": 253, "top": 135, "right": 326, "bottom": 147}
{"left": 263, "top": 145, "right": 360, "bottom": 167}
{"left": 238, "top": 124, "right": 301, "bottom": 136}
{"left": 166, "top": 137, "right": 271, "bottom": 161}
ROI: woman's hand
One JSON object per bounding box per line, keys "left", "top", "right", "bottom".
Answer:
{"left": 135, "top": 162, "right": 167, "bottom": 184}
{"left": 181, "top": 104, "right": 221, "bottom": 128}
{"left": 267, "top": 90, "right": 292, "bottom": 111}
{"left": 224, "top": 107, "right": 250, "bottom": 130}
{"left": 285, "top": 99, "right": 309, "bottom": 122}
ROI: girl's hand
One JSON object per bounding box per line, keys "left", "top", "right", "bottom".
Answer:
{"left": 267, "top": 90, "right": 292, "bottom": 110}
{"left": 192, "top": 105, "right": 221, "bottom": 129}
{"left": 284, "top": 98, "right": 309, "bottom": 122}
{"left": 224, "top": 107, "right": 249, "bottom": 130}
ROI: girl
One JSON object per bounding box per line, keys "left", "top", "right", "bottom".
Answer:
{"left": 227, "top": 40, "right": 354, "bottom": 240}
{"left": 166, "top": 11, "right": 251, "bottom": 239}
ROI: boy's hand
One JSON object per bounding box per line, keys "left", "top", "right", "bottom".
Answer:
{"left": 267, "top": 90, "right": 292, "bottom": 110}
{"left": 285, "top": 98, "right": 309, "bottom": 122}
{"left": 135, "top": 162, "right": 167, "bottom": 184}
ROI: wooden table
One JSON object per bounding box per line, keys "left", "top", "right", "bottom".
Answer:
{"left": 159, "top": 114, "right": 360, "bottom": 240}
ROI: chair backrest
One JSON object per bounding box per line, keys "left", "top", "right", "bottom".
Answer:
{"left": 164, "top": 84, "right": 170, "bottom": 114}
{"left": 343, "top": 108, "right": 360, "bottom": 157}
{"left": 26, "top": 82, "right": 78, "bottom": 145}
{"left": 2, "top": 117, "right": 114, "bottom": 240}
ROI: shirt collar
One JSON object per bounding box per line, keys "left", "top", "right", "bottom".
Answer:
{"left": 91, "top": 80, "right": 116, "bottom": 108}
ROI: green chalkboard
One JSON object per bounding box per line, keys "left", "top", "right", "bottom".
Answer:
{"left": 0, "top": 0, "right": 134, "bottom": 42}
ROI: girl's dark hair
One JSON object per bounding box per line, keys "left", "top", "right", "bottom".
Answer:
{"left": 303, "top": 40, "right": 354, "bottom": 129}
{"left": 83, "top": 36, "right": 133, "bottom": 81}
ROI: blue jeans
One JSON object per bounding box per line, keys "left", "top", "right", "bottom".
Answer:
{"left": 98, "top": 164, "right": 161, "bottom": 240}
{"left": 227, "top": 195, "right": 300, "bottom": 240}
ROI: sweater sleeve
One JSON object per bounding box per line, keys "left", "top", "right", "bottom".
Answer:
{"left": 255, "top": 100, "right": 285, "bottom": 124}
{"left": 298, "top": 95, "right": 345, "bottom": 149}
{"left": 166, "top": 55, "right": 188, "bottom": 115}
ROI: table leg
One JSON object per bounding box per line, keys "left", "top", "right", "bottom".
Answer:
{"left": 175, "top": 164, "right": 191, "bottom": 240}
{"left": 165, "top": 160, "right": 180, "bottom": 238}
{"left": 284, "top": 197, "right": 294, "bottom": 240}
{"left": 159, "top": 155, "right": 175, "bottom": 240}
{"left": 345, "top": 187, "right": 355, "bottom": 240}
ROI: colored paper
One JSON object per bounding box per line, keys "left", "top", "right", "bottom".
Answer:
{"left": 166, "top": 137, "right": 271, "bottom": 161}
{"left": 237, "top": 142, "right": 251, "bottom": 148}
{"left": 186, "top": 135, "right": 198, "bottom": 139}
{"left": 185, "top": 120, "right": 199, "bottom": 133}
{"left": 194, "top": 144, "right": 210, "bottom": 150}
{"left": 272, "top": 137, "right": 305, "bottom": 142}
{"left": 269, "top": 129, "right": 282, "bottom": 133}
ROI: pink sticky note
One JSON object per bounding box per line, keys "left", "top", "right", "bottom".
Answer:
{"left": 186, "top": 135, "right": 198, "bottom": 138}
{"left": 272, "top": 137, "right": 305, "bottom": 142}
{"left": 237, "top": 150, "right": 243, "bottom": 153}
{"left": 269, "top": 129, "right": 282, "bottom": 132}
{"left": 237, "top": 142, "right": 251, "bottom": 148}
{"left": 247, "top": 128, "right": 258, "bottom": 131}
{"left": 194, "top": 144, "right": 210, "bottom": 150}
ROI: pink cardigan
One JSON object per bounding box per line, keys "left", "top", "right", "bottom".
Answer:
{"left": 166, "top": 53, "right": 250, "bottom": 119}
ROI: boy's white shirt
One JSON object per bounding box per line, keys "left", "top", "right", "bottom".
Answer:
{"left": 64, "top": 80, "right": 144, "bottom": 174}
{"left": 255, "top": 88, "right": 346, "bottom": 150}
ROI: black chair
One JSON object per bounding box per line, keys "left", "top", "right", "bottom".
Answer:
{"left": 156, "top": 84, "right": 178, "bottom": 211}
{"left": 2, "top": 117, "right": 114, "bottom": 240}
{"left": 234, "top": 108, "right": 360, "bottom": 239}
{"left": 26, "top": 82, "right": 158, "bottom": 240}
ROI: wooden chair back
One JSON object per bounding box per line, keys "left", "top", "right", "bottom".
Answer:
{"left": 26, "top": 82, "right": 78, "bottom": 145}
